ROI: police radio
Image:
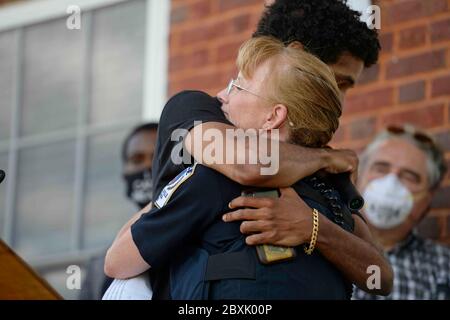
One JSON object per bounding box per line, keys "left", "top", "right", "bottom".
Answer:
{"left": 241, "top": 188, "right": 296, "bottom": 265}
{"left": 318, "top": 171, "right": 364, "bottom": 212}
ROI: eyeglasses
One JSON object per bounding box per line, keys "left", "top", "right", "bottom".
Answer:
{"left": 386, "top": 124, "right": 435, "bottom": 146}
{"left": 226, "top": 78, "right": 295, "bottom": 127}
{"left": 226, "top": 78, "right": 271, "bottom": 102}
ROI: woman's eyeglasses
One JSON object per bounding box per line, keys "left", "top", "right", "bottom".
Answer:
{"left": 226, "top": 78, "right": 271, "bottom": 102}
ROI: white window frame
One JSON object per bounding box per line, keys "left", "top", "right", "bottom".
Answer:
{"left": 347, "top": 0, "right": 373, "bottom": 25}
{"left": 0, "top": 0, "right": 169, "bottom": 121}
{"left": 0, "top": 0, "right": 169, "bottom": 269}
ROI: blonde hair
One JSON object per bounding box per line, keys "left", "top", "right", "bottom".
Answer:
{"left": 236, "top": 36, "right": 342, "bottom": 147}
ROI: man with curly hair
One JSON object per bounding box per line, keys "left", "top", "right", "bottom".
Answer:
{"left": 254, "top": 0, "right": 379, "bottom": 98}
{"left": 105, "top": 0, "right": 392, "bottom": 299}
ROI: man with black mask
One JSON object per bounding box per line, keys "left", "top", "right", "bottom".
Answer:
{"left": 79, "top": 122, "right": 158, "bottom": 300}
{"left": 122, "top": 123, "right": 158, "bottom": 209}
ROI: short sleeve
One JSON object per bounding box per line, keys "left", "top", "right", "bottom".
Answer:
{"left": 152, "top": 90, "right": 232, "bottom": 198}
{"left": 131, "top": 165, "right": 223, "bottom": 269}
{"left": 159, "top": 90, "right": 231, "bottom": 133}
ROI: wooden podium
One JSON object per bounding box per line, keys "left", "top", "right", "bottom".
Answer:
{"left": 0, "top": 239, "right": 62, "bottom": 300}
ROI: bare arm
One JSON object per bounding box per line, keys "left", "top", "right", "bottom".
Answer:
{"left": 104, "top": 203, "right": 152, "bottom": 279}
{"left": 315, "top": 214, "right": 393, "bottom": 295}
{"left": 104, "top": 228, "right": 150, "bottom": 279}
{"left": 185, "top": 122, "right": 357, "bottom": 187}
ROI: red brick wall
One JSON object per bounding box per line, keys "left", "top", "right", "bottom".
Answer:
{"left": 169, "top": 0, "right": 270, "bottom": 96}
{"left": 339, "top": 0, "right": 450, "bottom": 244}
{"left": 168, "top": 0, "right": 450, "bottom": 243}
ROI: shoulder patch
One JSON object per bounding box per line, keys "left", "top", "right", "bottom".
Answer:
{"left": 154, "top": 163, "right": 198, "bottom": 209}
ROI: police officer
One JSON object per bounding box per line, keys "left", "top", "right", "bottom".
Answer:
{"left": 105, "top": 0, "right": 393, "bottom": 298}
{"left": 105, "top": 37, "right": 392, "bottom": 299}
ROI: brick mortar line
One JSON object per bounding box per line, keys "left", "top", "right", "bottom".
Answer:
{"left": 428, "top": 210, "right": 450, "bottom": 218}
{"left": 339, "top": 103, "right": 448, "bottom": 125}
{"left": 356, "top": 67, "right": 450, "bottom": 90}
{"left": 171, "top": 26, "right": 450, "bottom": 59}
{"left": 169, "top": 33, "right": 250, "bottom": 58}
{"left": 341, "top": 113, "right": 450, "bottom": 131}
{"left": 371, "top": 100, "right": 446, "bottom": 115}
{"left": 379, "top": 10, "right": 450, "bottom": 32}
{"left": 169, "top": 62, "right": 450, "bottom": 91}
{"left": 171, "top": 0, "right": 202, "bottom": 8}
{"left": 210, "top": 2, "right": 266, "bottom": 19}
{"left": 170, "top": 5, "right": 263, "bottom": 33}
{"left": 169, "top": 61, "right": 236, "bottom": 81}
{"left": 170, "top": 30, "right": 256, "bottom": 53}
{"left": 384, "top": 43, "right": 448, "bottom": 59}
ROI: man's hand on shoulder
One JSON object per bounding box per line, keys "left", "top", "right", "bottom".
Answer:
{"left": 321, "top": 148, "right": 359, "bottom": 184}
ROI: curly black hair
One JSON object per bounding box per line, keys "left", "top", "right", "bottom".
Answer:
{"left": 253, "top": 0, "right": 380, "bottom": 67}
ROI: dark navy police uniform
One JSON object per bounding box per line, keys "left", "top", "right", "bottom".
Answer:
{"left": 144, "top": 90, "right": 358, "bottom": 299}
{"left": 132, "top": 163, "right": 354, "bottom": 300}
{"left": 151, "top": 90, "right": 232, "bottom": 199}
{"left": 149, "top": 90, "right": 231, "bottom": 299}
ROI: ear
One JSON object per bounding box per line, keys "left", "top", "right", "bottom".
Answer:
{"left": 262, "top": 104, "right": 289, "bottom": 130}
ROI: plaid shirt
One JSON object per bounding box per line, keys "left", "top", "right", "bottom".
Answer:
{"left": 353, "top": 232, "right": 450, "bottom": 300}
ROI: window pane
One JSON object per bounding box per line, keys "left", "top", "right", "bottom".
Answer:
{"left": 15, "top": 141, "right": 75, "bottom": 259}
{"left": 90, "top": 0, "right": 146, "bottom": 125}
{"left": 0, "top": 153, "right": 8, "bottom": 238}
{"left": 83, "top": 130, "right": 135, "bottom": 249}
{"left": 20, "top": 17, "right": 86, "bottom": 137}
{"left": 0, "top": 31, "right": 15, "bottom": 142}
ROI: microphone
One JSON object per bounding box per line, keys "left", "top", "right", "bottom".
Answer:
{"left": 0, "top": 170, "right": 5, "bottom": 184}
{"left": 321, "top": 171, "right": 364, "bottom": 212}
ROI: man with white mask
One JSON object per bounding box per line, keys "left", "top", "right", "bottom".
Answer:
{"left": 353, "top": 124, "right": 450, "bottom": 300}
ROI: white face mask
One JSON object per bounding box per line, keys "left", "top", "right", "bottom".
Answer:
{"left": 363, "top": 174, "right": 414, "bottom": 229}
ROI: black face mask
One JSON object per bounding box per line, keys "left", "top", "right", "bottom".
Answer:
{"left": 123, "top": 168, "right": 153, "bottom": 209}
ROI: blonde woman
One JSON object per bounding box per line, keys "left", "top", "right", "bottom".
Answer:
{"left": 105, "top": 36, "right": 392, "bottom": 299}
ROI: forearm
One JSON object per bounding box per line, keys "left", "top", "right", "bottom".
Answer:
{"left": 105, "top": 204, "right": 153, "bottom": 278}
{"left": 105, "top": 228, "right": 150, "bottom": 279}
{"left": 316, "top": 215, "right": 393, "bottom": 296}
{"left": 186, "top": 122, "right": 329, "bottom": 187}
{"left": 214, "top": 138, "right": 328, "bottom": 187}
{"left": 258, "top": 142, "right": 327, "bottom": 187}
